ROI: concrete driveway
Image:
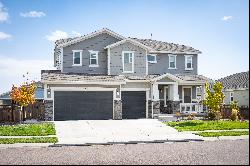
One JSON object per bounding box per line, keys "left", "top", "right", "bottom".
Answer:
{"left": 54, "top": 119, "right": 203, "bottom": 145}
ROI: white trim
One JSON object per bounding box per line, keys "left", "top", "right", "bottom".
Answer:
{"left": 107, "top": 48, "right": 111, "bottom": 75}
{"left": 121, "top": 88, "right": 150, "bottom": 91}
{"left": 89, "top": 50, "right": 99, "bottom": 67}
{"left": 147, "top": 54, "right": 157, "bottom": 63}
{"left": 122, "top": 51, "right": 134, "bottom": 73}
{"left": 149, "top": 51, "right": 202, "bottom": 54}
{"left": 105, "top": 38, "right": 153, "bottom": 51}
{"left": 146, "top": 49, "right": 148, "bottom": 75}
{"left": 42, "top": 81, "right": 125, "bottom": 85}
{"left": 151, "top": 73, "right": 183, "bottom": 82}
{"left": 185, "top": 55, "right": 193, "bottom": 70}
{"left": 182, "top": 86, "right": 192, "bottom": 103}
{"left": 72, "top": 50, "right": 82, "bottom": 66}
{"left": 58, "top": 28, "right": 125, "bottom": 48}
{"left": 168, "top": 54, "right": 177, "bottom": 69}
{"left": 164, "top": 86, "right": 169, "bottom": 107}
{"left": 224, "top": 88, "right": 249, "bottom": 92}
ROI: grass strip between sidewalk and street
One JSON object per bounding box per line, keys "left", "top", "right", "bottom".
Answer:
{"left": 0, "top": 137, "right": 58, "bottom": 144}
{"left": 165, "top": 120, "right": 249, "bottom": 131}
{"left": 0, "top": 123, "right": 56, "bottom": 136}
{"left": 196, "top": 131, "right": 249, "bottom": 137}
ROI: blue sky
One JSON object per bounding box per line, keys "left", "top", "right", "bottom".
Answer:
{"left": 0, "top": 0, "right": 249, "bottom": 94}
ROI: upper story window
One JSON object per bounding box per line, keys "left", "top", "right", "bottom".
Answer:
{"left": 168, "top": 54, "right": 177, "bottom": 69}
{"left": 89, "top": 50, "right": 99, "bottom": 67}
{"left": 122, "top": 51, "right": 134, "bottom": 73}
{"left": 230, "top": 92, "right": 234, "bottom": 102}
{"left": 185, "top": 55, "right": 193, "bottom": 70}
{"left": 147, "top": 54, "right": 157, "bottom": 63}
{"left": 73, "top": 50, "right": 82, "bottom": 66}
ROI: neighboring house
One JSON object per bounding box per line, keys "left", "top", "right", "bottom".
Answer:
{"left": 216, "top": 71, "right": 249, "bottom": 107}
{"left": 41, "top": 28, "right": 209, "bottom": 121}
{"left": 0, "top": 82, "right": 44, "bottom": 105}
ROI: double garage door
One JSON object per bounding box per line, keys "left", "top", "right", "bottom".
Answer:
{"left": 54, "top": 91, "right": 146, "bottom": 121}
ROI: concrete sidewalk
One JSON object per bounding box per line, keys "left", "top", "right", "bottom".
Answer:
{"left": 54, "top": 119, "right": 204, "bottom": 145}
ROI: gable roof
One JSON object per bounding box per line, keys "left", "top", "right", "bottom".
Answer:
{"left": 105, "top": 38, "right": 153, "bottom": 51}
{"left": 131, "top": 38, "right": 202, "bottom": 54}
{"left": 216, "top": 71, "right": 249, "bottom": 90}
{"left": 56, "top": 28, "right": 125, "bottom": 48}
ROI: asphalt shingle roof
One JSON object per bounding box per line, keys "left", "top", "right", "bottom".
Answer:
{"left": 130, "top": 38, "right": 201, "bottom": 54}
{"left": 216, "top": 71, "right": 249, "bottom": 90}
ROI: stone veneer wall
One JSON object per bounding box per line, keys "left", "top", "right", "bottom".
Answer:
{"left": 148, "top": 100, "right": 152, "bottom": 118}
{"left": 160, "top": 100, "right": 181, "bottom": 114}
{"left": 44, "top": 100, "right": 53, "bottom": 121}
{"left": 152, "top": 101, "right": 160, "bottom": 118}
{"left": 113, "top": 100, "right": 122, "bottom": 120}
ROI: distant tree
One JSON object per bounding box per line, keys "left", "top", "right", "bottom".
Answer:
{"left": 204, "top": 82, "right": 225, "bottom": 120}
{"left": 10, "top": 73, "right": 37, "bottom": 121}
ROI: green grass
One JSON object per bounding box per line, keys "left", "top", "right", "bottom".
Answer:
{"left": 196, "top": 131, "right": 249, "bottom": 137}
{"left": 165, "top": 120, "right": 249, "bottom": 131}
{"left": 0, "top": 123, "right": 56, "bottom": 136}
{"left": 0, "top": 137, "right": 58, "bottom": 144}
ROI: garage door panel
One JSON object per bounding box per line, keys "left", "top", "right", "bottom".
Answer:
{"left": 122, "top": 91, "right": 146, "bottom": 119}
{"left": 54, "top": 91, "right": 113, "bottom": 120}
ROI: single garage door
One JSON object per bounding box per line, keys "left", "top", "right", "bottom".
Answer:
{"left": 121, "top": 91, "right": 146, "bottom": 119}
{"left": 54, "top": 91, "right": 113, "bottom": 121}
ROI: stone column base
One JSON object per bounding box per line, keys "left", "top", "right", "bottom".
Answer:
{"left": 44, "top": 100, "right": 53, "bottom": 121}
{"left": 113, "top": 100, "right": 122, "bottom": 120}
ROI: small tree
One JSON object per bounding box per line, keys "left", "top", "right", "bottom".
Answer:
{"left": 204, "top": 82, "right": 225, "bottom": 120}
{"left": 10, "top": 76, "right": 37, "bottom": 121}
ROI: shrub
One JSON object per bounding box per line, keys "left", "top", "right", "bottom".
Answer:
{"left": 206, "top": 111, "right": 217, "bottom": 120}
{"left": 231, "top": 108, "right": 239, "bottom": 121}
{"left": 187, "top": 113, "right": 196, "bottom": 120}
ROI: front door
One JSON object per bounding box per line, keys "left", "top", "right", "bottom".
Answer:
{"left": 183, "top": 87, "right": 192, "bottom": 103}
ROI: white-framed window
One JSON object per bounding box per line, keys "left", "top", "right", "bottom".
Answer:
{"left": 230, "top": 92, "right": 234, "bottom": 102}
{"left": 89, "top": 50, "right": 99, "bottom": 67}
{"left": 185, "top": 55, "right": 193, "bottom": 70}
{"left": 196, "top": 86, "right": 202, "bottom": 101}
{"left": 122, "top": 51, "right": 134, "bottom": 73}
{"left": 72, "top": 50, "right": 82, "bottom": 66}
{"left": 147, "top": 54, "right": 157, "bottom": 63}
{"left": 168, "top": 54, "right": 177, "bottom": 69}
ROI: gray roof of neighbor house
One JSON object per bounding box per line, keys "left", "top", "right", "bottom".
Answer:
{"left": 0, "top": 82, "right": 44, "bottom": 100}
{"left": 216, "top": 71, "right": 249, "bottom": 90}
{"left": 131, "top": 38, "right": 202, "bottom": 54}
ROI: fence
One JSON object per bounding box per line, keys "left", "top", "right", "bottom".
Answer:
{"left": 0, "top": 101, "right": 45, "bottom": 123}
{"left": 221, "top": 105, "right": 249, "bottom": 120}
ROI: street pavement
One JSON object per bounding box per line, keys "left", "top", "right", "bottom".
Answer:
{"left": 0, "top": 139, "right": 248, "bottom": 165}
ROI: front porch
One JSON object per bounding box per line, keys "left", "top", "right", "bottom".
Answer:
{"left": 150, "top": 74, "right": 208, "bottom": 117}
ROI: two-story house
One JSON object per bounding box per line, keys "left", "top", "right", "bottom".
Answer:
{"left": 41, "top": 28, "right": 208, "bottom": 121}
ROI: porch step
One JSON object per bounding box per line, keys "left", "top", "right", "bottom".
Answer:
{"left": 155, "top": 114, "right": 178, "bottom": 122}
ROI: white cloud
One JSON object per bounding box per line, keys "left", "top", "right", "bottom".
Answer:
{"left": 20, "top": 11, "right": 46, "bottom": 18}
{"left": 0, "top": 55, "right": 55, "bottom": 93}
{"left": 0, "top": 1, "right": 9, "bottom": 22}
{"left": 71, "top": 31, "right": 81, "bottom": 37}
{"left": 221, "top": 16, "right": 233, "bottom": 21}
{"left": 45, "top": 30, "right": 69, "bottom": 42}
{"left": 0, "top": 31, "right": 11, "bottom": 40}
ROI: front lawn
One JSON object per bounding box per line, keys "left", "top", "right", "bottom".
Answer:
{"left": 0, "top": 123, "right": 56, "bottom": 136}
{"left": 196, "top": 131, "right": 249, "bottom": 137}
{"left": 165, "top": 120, "right": 249, "bottom": 131}
{"left": 0, "top": 137, "right": 58, "bottom": 144}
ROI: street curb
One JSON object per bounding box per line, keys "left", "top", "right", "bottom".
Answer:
{"left": 50, "top": 139, "right": 204, "bottom": 147}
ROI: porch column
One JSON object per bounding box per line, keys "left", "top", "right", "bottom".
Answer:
{"left": 169, "top": 83, "right": 179, "bottom": 101}
{"left": 201, "top": 85, "right": 205, "bottom": 100}
{"left": 151, "top": 83, "right": 160, "bottom": 118}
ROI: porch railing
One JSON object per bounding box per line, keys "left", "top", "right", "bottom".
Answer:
{"left": 180, "top": 103, "right": 206, "bottom": 114}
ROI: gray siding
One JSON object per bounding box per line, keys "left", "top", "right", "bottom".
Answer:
{"left": 224, "top": 89, "right": 249, "bottom": 106}
{"left": 110, "top": 42, "right": 147, "bottom": 76}
{"left": 148, "top": 54, "right": 198, "bottom": 75}
{"left": 62, "top": 33, "right": 120, "bottom": 74}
